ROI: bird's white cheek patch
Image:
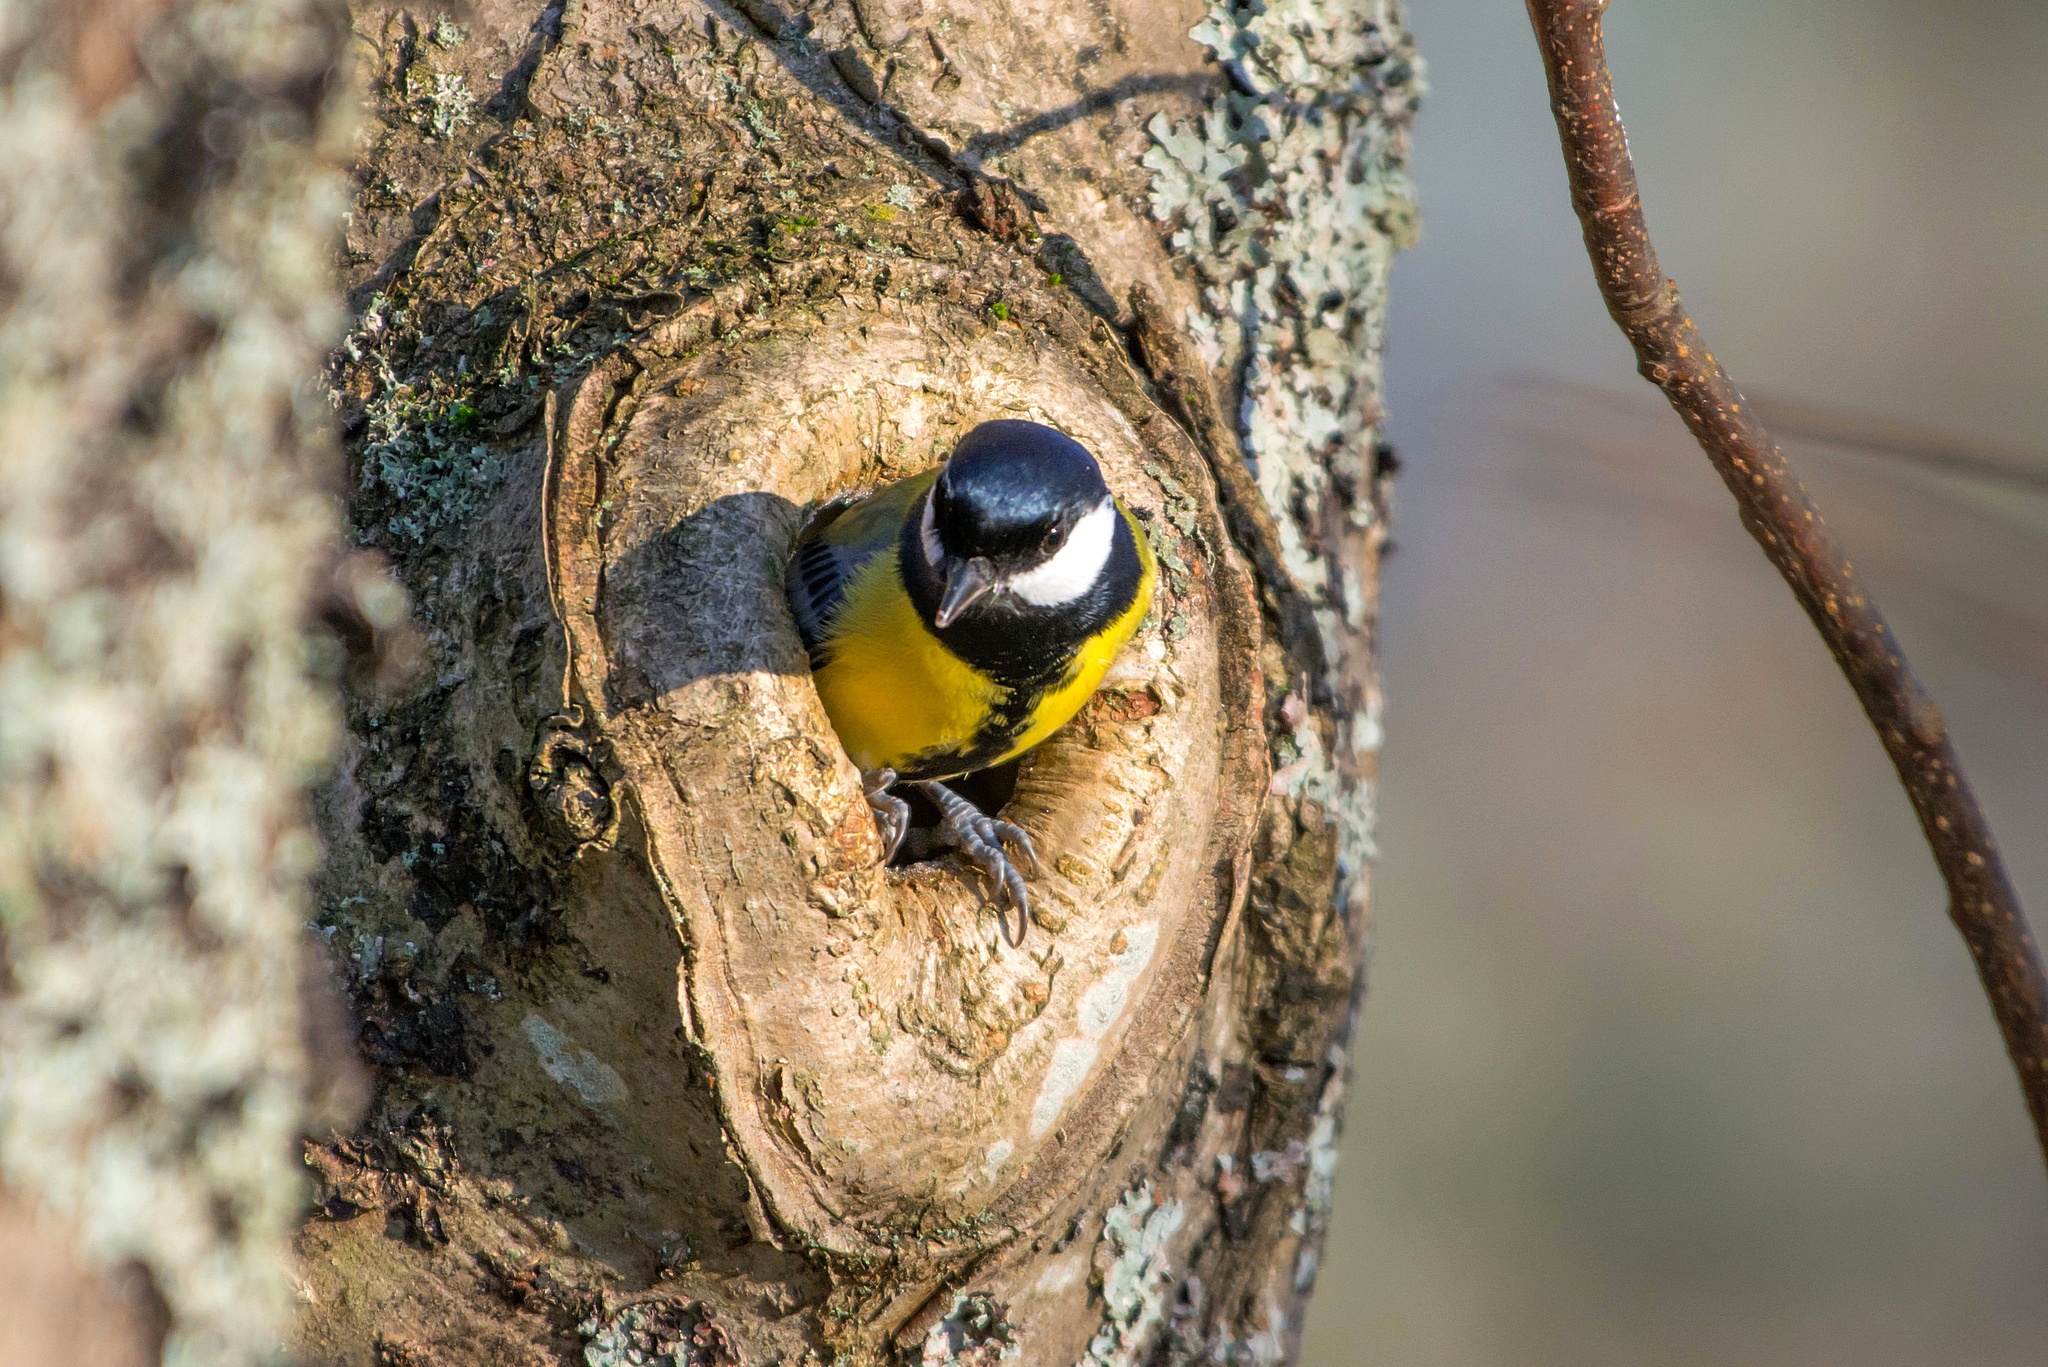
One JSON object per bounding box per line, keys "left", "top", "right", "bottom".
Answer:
{"left": 1006, "top": 497, "right": 1115, "bottom": 605}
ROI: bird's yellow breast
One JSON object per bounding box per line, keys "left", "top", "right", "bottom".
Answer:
{"left": 810, "top": 547, "right": 1004, "bottom": 775}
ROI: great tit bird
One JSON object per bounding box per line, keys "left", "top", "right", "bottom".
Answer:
{"left": 786, "top": 419, "right": 1157, "bottom": 940}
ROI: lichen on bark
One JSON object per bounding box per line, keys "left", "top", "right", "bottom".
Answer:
{"left": 1144, "top": 0, "right": 1421, "bottom": 906}
{"left": 0, "top": 1, "right": 354, "bottom": 1363}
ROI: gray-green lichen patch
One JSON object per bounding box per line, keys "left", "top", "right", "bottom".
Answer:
{"left": 1286, "top": 1053, "right": 1349, "bottom": 1294}
{"left": 523, "top": 1013, "right": 630, "bottom": 1110}
{"left": 1075, "top": 1184, "right": 1185, "bottom": 1367}
{"left": 341, "top": 289, "right": 513, "bottom": 546}
{"left": 427, "top": 71, "right": 476, "bottom": 139}
{"left": 913, "top": 1291, "right": 1021, "bottom": 1365}
{"left": 579, "top": 1299, "right": 741, "bottom": 1366}
{"left": 1269, "top": 682, "right": 1336, "bottom": 809}
{"left": 1143, "top": 0, "right": 1421, "bottom": 905}
{"left": 357, "top": 392, "right": 507, "bottom": 543}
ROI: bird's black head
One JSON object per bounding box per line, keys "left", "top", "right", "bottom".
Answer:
{"left": 921, "top": 420, "right": 1118, "bottom": 627}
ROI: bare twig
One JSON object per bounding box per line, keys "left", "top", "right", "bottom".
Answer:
{"left": 1525, "top": 0, "right": 2048, "bottom": 1169}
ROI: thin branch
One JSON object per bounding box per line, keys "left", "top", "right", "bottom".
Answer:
{"left": 1524, "top": 0, "right": 2048, "bottom": 1170}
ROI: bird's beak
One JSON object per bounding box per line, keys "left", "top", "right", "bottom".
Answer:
{"left": 934, "top": 556, "right": 995, "bottom": 627}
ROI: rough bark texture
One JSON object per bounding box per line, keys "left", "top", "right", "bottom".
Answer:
{"left": 0, "top": 2, "right": 354, "bottom": 1365}
{"left": 300, "top": 1, "right": 1416, "bottom": 1364}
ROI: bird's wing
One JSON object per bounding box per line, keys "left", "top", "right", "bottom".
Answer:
{"left": 786, "top": 468, "right": 938, "bottom": 666}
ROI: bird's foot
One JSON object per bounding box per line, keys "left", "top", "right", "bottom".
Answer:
{"left": 916, "top": 779, "right": 1041, "bottom": 944}
{"left": 861, "top": 768, "right": 911, "bottom": 862}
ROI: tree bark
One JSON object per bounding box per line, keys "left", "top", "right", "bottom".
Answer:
{"left": 299, "top": 1, "right": 1418, "bottom": 1364}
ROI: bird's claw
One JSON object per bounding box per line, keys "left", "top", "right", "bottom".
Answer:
{"left": 917, "top": 780, "right": 1040, "bottom": 945}
{"left": 861, "top": 768, "right": 910, "bottom": 862}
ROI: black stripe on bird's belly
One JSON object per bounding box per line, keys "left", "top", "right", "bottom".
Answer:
{"left": 895, "top": 498, "right": 1145, "bottom": 777}
{"left": 892, "top": 732, "right": 1018, "bottom": 783}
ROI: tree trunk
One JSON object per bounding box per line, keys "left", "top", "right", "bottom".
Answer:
{"left": 0, "top": 3, "right": 356, "bottom": 1365}
{"left": 299, "top": 1, "right": 1417, "bottom": 1364}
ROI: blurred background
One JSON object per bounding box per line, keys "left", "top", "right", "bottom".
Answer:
{"left": 1302, "top": 2, "right": 2048, "bottom": 1364}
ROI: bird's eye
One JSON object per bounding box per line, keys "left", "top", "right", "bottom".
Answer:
{"left": 1040, "top": 522, "right": 1066, "bottom": 554}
